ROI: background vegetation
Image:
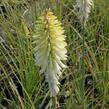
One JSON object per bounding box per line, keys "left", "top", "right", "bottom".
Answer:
{"left": 0, "top": 0, "right": 109, "bottom": 109}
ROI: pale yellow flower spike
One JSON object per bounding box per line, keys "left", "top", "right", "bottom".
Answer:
{"left": 33, "top": 9, "right": 67, "bottom": 97}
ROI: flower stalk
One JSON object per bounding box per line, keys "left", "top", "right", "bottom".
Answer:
{"left": 32, "top": 9, "right": 67, "bottom": 97}
{"left": 75, "top": 0, "right": 94, "bottom": 107}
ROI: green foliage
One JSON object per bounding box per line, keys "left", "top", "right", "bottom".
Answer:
{"left": 0, "top": 0, "right": 109, "bottom": 109}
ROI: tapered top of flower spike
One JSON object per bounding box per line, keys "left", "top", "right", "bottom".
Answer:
{"left": 32, "top": 9, "right": 67, "bottom": 97}
{"left": 75, "top": 0, "right": 94, "bottom": 26}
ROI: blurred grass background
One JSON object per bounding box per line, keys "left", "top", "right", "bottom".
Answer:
{"left": 0, "top": 0, "right": 109, "bottom": 109}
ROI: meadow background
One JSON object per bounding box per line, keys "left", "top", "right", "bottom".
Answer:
{"left": 0, "top": 0, "right": 109, "bottom": 109}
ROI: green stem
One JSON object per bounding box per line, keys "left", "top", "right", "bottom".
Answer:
{"left": 82, "top": 24, "right": 85, "bottom": 108}
{"left": 52, "top": 96, "right": 57, "bottom": 109}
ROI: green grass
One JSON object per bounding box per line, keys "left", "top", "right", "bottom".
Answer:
{"left": 0, "top": 0, "right": 109, "bottom": 109}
